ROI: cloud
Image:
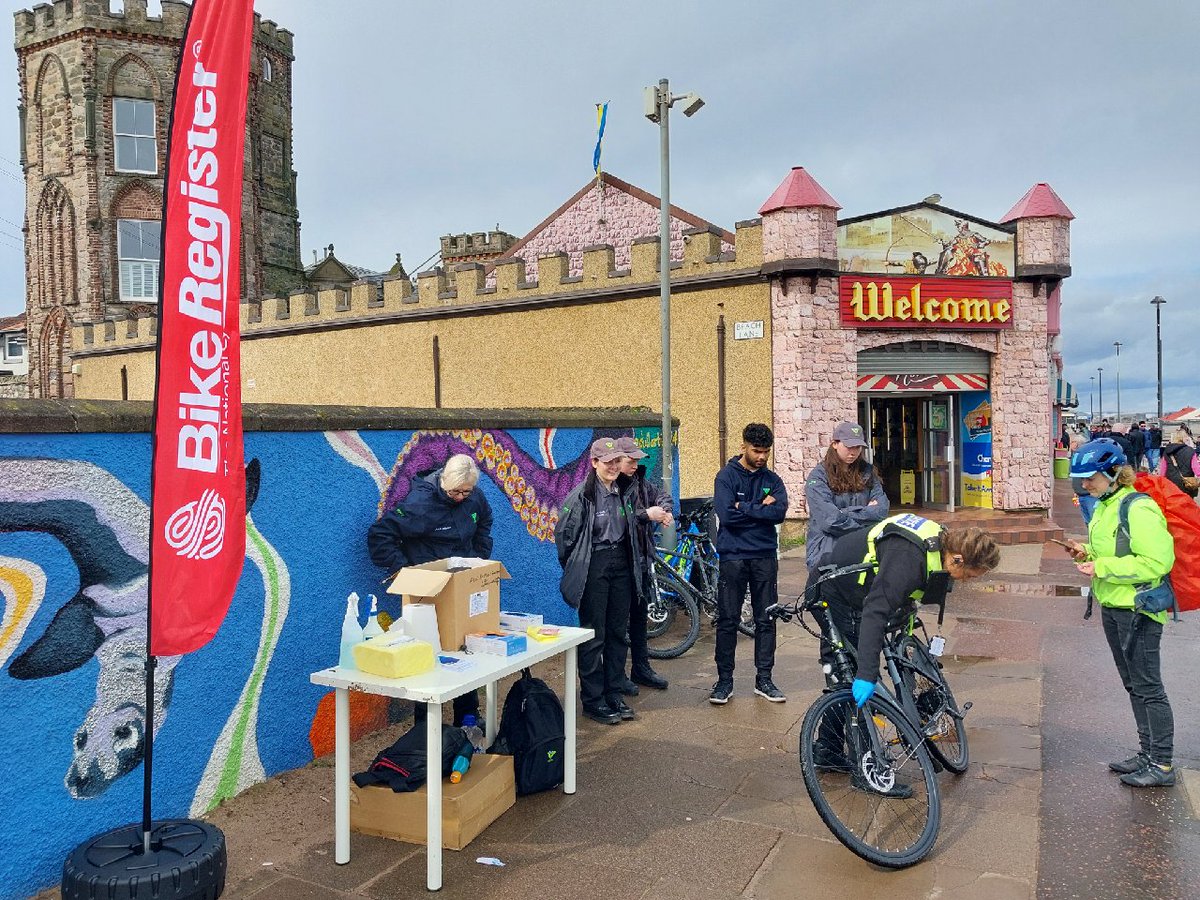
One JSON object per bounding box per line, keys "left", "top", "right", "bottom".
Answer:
{"left": 0, "top": 0, "right": 1195, "bottom": 416}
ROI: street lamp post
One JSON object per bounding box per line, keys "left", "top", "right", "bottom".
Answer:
{"left": 1098, "top": 368, "right": 1104, "bottom": 422}
{"left": 1113, "top": 341, "right": 1122, "bottom": 422}
{"left": 1089, "top": 375, "right": 1095, "bottom": 422}
{"left": 1152, "top": 296, "right": 1166, "bottom": 420}
{"left": 644, "top": 78, "right": 704, "bottom": 547}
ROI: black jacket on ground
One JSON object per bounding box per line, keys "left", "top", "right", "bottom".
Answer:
{"left": 713, "top": 456, "right": 788, "bottom": 559}
{"left": 820, "top": 527, "right": 930, "bottom": 683}
{"left": 554, "top": 470, "right": 646, "bottom": 609}
{"left": 366, "top": 469, "right": 494, "bottom": 573}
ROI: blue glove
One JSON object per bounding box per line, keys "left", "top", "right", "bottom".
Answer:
{"left": 852, "top": 678, "right": 875, "bottom": 708}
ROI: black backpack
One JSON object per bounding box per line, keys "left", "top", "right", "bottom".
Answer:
{"left": 491, "top": 668, "right": 565, "bottom": 795}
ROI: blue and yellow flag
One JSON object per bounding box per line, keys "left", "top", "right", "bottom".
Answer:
{"left": 593, "top": 102, "right": 608, "bottom": 177}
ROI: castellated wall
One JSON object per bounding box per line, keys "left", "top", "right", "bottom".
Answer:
{"left": 70, "top": 222, "right": 769, "bottom": 498}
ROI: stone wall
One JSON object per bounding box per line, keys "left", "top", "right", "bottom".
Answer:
{"left": 15, "top": 0, "right": 303, "bottom": 398}
{"left": 0, "top": 374, "right": 28, "bottom": 398}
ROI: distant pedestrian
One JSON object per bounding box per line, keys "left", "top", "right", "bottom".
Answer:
{"left": 804, "top": 421, "right": 888, "bottom": 572}
{"left": 616, "top": 435, "right": 673, "bottom": 694}
{"left": 1108, "top": 423, "right": 1135, "bottom": 463}
{"left": 710, "top": 423, "right": 788, "bottom": 705}
{"left": 1126, "top": 423, "right": 1146, "bottom": 471}
{"left": 1146, "top": 422, "right": 1163, "bottom": 473}
{"left": 1160, "top": 428, "right": 1200, "bottom": 499}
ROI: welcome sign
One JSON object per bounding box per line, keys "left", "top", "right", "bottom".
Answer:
{"left": 839, "top": 277, "right": 1014, "bottom": 330}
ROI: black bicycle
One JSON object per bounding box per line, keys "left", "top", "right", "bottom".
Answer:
{"left": 646, "top": 501, "right": 753, "bottom": 659}
{"left": 769, "top": 563, "right": 970, "bottom": 867}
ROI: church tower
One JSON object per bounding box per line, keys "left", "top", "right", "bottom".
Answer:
{"left": 15, "top": 0, "right": 303, "bottom": 398}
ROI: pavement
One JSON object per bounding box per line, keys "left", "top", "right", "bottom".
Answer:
{"left": 32, "top": 481, "right": 1200, "bottom": 899}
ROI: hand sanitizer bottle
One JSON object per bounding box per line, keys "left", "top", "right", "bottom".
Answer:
{"left": 339, "top": 592, "right": 364, "bottom": 669}
{"left": 362, "top": 594, "right": 385, "bottom": 639}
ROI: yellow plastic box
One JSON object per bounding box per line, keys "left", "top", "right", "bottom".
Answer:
{"left": 352, "top": 633, "right": 435, "bottom": 679}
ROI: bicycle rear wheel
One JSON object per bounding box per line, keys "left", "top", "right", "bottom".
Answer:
{"left": 799, "top": 689, "right": 940, "bottom": 868}
{"left": 646, "top": 559, "right": 701, "bottom": 659}
{"left": 896, "top": 636, "right": 969, "bottom": 774}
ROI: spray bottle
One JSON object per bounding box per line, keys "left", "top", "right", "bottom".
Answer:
{"left": 362, "top": 594, "right": 385, "bottom": 639}
{"left": 339, "top": 592, "right": 363, "bottom": 669}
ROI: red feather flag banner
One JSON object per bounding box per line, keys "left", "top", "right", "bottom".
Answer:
{"left": 149, "top": 0, "right": 255, "bottom": 656}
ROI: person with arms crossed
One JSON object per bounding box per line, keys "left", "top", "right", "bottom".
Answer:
{"left": 710, "top": 423, "right": 789, "bottom": 705}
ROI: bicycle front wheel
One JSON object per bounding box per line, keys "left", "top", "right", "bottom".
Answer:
{"left": 736, "top": 587, "right": 755, "bottom": 637}
{"left": 646, "top": 559, "right": 701, "bottom": 659}
{"left": 799, "top": 689, "right": 941, "bottom": 868}
{"left": 896, "top": 636, "right": 969, "bottom": 774}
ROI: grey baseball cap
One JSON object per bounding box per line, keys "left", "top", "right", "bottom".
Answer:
{"left": 590, "top": 437, "right": 624, "bottom": 462}
{"left": 832, "top": 421, "right": 868, "bottom": 448}
{"left": 615, "top": 436, "right": 647, "bottom": 459}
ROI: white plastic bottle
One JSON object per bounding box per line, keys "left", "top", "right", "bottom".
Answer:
{"left": 461, "top": 714, "right": 487, "bottom": 753}
{"left": 339, "top": 592, "right": 363, "bottom": 669}
{"left": 362, "top": 594, "right": 385, "bottom": 639}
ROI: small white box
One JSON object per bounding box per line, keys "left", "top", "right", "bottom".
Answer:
{"left": 498, "top": 610, "right": 543, "bottom": 631}
{"left": 465, "top": 632, "right": 527, "bottom": 657}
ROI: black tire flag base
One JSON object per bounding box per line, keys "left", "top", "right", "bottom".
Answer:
{"left": 62, "top": 819, "right": 226, "bottom": 900}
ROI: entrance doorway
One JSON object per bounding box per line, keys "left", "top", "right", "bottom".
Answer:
{"left": 859, "top": 395, "right": 958, "bottom": 510}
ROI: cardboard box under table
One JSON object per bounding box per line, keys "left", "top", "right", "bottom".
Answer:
{"left": 387, "top": 558, "right": 510, "bottom": 651}
{"left": 351, "top": 753, "right": 515, "bottom": 850}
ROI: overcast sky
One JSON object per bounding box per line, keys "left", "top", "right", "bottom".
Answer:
{"left": 1, "top": 0, "right": 1196, "bottom": 418}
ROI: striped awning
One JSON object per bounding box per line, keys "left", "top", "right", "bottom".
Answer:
{"left": 1055, "top": 377, "right": 1078, "bottom": 408}
{"left": 857, "top": 373, "right": 989, "bottom": 393}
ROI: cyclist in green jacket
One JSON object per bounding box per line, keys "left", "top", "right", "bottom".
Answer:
{"left": 1064, "top": 439, "right": 1177, "bottom": 787}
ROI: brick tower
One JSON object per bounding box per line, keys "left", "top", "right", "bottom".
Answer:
{"left": 14, "top": 0, "right": 303, "bottom": 398}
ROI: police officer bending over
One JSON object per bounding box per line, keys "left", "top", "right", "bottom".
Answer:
{"left": 817, "top": 515, "right": 1000, "bottom": 709}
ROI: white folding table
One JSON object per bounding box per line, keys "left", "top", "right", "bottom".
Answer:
{"left": 309, "top": 625, "right": 593, "bottom": 891}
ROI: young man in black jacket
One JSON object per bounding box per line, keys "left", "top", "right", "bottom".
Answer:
{"left": 710, "top": 423, "right": 789, "bottom": 705}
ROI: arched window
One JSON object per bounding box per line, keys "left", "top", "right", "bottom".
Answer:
{"left": 262, "top": 56, "right": 273, "bottom": 82}
{"left": 35, "top": 180, "right": 77, "bottom": 309}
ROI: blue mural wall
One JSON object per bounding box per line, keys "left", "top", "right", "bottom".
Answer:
{"left": 0, "top": 422, "right": 665, "bottom": 898}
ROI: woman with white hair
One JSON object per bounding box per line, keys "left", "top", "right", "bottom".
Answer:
{"left": 1160, "top": 428, "right": 1200, "bottom": 499}
{"left": 367, "top": 453, "right": 494, "bottom": 724}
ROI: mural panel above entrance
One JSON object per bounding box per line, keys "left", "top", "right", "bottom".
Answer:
{"left": 838, "top": 204, "right": 1015, "bottom": 277}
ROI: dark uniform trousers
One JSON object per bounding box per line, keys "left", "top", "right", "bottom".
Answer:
{"left": 578, "top": 545, "right": 633, "bottom": 708}
{"left": 714, "top": 556, "right": 778, "bottom": 680}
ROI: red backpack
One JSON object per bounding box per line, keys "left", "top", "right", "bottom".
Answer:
{"left": 1132, "top": 473, "right": 1200, "bottom": 614}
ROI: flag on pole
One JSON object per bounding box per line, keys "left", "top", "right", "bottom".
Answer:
{"left": 593, "top": 102, "right": 608, "bottom": 177}
{"left": 148, "top": 0, "right": 255, "bottom": 656}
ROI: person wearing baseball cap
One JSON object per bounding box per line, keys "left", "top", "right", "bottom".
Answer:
{"left": 804, "top": 421, "right": 889, "bottom": 573}
{"left": 554, "top": 436, "right": 649, "bottom": 724}
{"left": 614, "top": 435, "right": 674, "bottom": 693}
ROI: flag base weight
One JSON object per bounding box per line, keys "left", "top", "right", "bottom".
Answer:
{"left": 62, "top": 819, "right": 226, "bottom": 900}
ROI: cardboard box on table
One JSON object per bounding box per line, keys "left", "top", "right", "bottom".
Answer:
{"left": 350, "top": 753, "right": 516, "bottom": 849}
{"left": 386, "top": 558, "right": 510, "bottom": 651}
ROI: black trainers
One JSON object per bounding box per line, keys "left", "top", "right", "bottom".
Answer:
{"left": 812, "top": 744, "right": 849, "bottom": 772}
{"left": 582, "top": 703, "right": 621, "bottom": 725}
{"left": 1120, "top": 763, "right": 1176, "bottom": 787}
{"left": 754, "top": 678, "right": 786, "bottom": 703}
{"left": 606, "top": 697, "right": 637, "bottom": 720}
{"left": 709, "top": 681, "right": 734, "bottom": 704}
{"left": 851, "top": 774, "right": 914, "bottom": 799}
{"left": 631, "top": 666, "right": 669, "bottom": 690}
{"left": 1109, "top": 752, "right": 1150, "bottom": 775}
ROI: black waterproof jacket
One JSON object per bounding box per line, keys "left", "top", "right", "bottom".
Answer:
{"left": 554, "top": 470, "right": 646, "bottom": 609}
{"left": 631, "top": 464, "right": 674, "bottom": 567}
{"left": 366, "top": 469, "right": 494, "bottom": 573}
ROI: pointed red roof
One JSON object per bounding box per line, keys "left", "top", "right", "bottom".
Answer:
{"left": 759, "top": 167, "right": 840, "bottom": 215}
{"left": 1000, "top": 183, "right": 1074, "bottom": 222}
